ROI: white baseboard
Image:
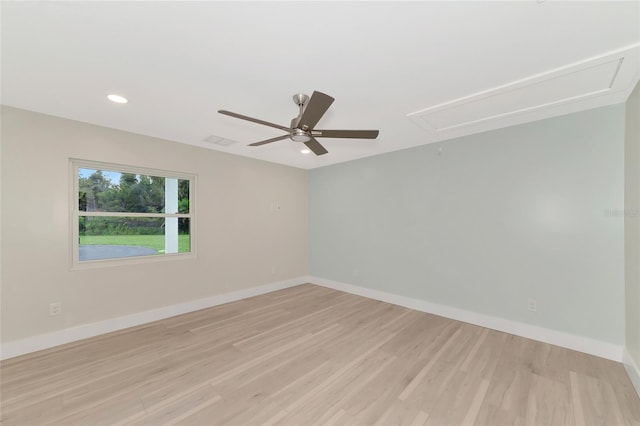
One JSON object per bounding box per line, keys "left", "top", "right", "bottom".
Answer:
{"left": 1, "top": 275, "right": 627, "bottom": 368}
{"left": 623, "top": 348, "right": 640, "bottom": 399}
{"left": 0, "top": 277, "right": 306, "bottom": 360}
{"left": 307, "top": 276, "right": 624, "bottom": 362}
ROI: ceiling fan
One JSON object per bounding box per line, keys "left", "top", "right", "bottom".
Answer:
{"left": 218, "top": 91, "right": 379, "bottom": 156}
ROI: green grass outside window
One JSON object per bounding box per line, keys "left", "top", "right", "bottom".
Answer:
{"left": 79, "top": 235, "right": 190, "bottom": 253}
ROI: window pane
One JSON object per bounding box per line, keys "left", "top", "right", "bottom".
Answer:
{"left": 79, "top": 217, "right": 190, "bottom": 261}
{"left": 178, "top": 179, "right": 189, "bottom": 213}
{"left": 78, "top": 168, "right": 167, "bottom": 213}
{"left": 178, "top": 218, "right": 191, "bottom": 253}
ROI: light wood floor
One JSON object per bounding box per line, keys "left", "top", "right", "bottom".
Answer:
{"left": 1, "top": 284, "right": 639, "bottom": 426}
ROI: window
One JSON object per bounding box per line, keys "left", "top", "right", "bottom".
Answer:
{"left": 71, "top": 159, "right": 195, "bottom": 268}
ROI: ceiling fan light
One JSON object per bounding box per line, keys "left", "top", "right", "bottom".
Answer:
{"left": 291, "top": 134, "right": 311, "bottom": 142}
{"left": 301, "top": 148, "right": 311, "bottom": 154}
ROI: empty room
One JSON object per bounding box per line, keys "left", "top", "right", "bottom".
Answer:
{"left": 1, "top": 1, "right": 639, "bottom": 425}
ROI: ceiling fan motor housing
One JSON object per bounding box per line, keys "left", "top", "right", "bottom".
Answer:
{"left": 290, "top": 128, "right": 311, "bottom": 142}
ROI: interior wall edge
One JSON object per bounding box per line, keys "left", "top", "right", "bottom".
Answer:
{"left": 307, "top": 275, "right": 624, "bottom": 363}
{"left": 0, "top": 276, "right": 308, "bottom": 361}
{"left": 623, "top": 347, "right": 640, "bottom": 399}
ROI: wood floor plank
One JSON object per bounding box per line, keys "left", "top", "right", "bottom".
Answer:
{"left": 1, "top": 284, "right": 638, "bottom": 426}
{"left": 129, "top": 384, "right": 221, "bottom": 426}
{"left": 570, "top": 370, "right": 587, "bottom": 426}
{"left": 461, "top": 378, "right": 491, "bottom": 426}
{"left": 478, "top": 334, "right": 538, "bottom": 424}
{"left": 398, "top": 327, "right": 464, "bottom": 400}
{"left": 524, "top": 373, "right": 575, "bottom": 426}
{"left": 424, "top": 370, "right": 486, "bottom": 426}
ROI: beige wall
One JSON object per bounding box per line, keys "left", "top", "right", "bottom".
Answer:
{"left": 0, "top": 106, "right": 308, "bottom": 343}
{"left": 626, "top": 82, "right": 640, "bottom": 366}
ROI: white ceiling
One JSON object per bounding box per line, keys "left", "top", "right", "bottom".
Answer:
{"left": 2, "top": 1, "right": 639, "bottom": 169}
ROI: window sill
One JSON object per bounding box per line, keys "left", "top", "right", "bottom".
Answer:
{"left": 70, "top": 252, "right": 196, "bottom": 271}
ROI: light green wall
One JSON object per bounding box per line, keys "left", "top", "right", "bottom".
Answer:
{"left": 625, "top": 82, "right": 640, "bottom": 364}
{"left": 310, "top": 105, "right": 625, "bottom": 344}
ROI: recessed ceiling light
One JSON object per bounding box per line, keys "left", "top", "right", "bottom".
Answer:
{"left": 300, "top": 148, "right": 311, "bottom": 154}
{"left": 107, "top": 94, "right": 128, "bottom": 104}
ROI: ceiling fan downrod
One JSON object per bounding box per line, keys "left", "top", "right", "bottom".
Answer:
{"left": 290, "top": 93, "right": 309, "bottom": 130}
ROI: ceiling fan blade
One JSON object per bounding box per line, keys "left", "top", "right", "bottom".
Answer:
{"left": 304, "top": 137, "right": 328, "bottom": 156}
{"left": 218, "top": 110, "right": 291, "bottom": 132}
{"left": 248, "top": 134, "right": 291, "bottom": 146}
{"left": 314, "top": 129, "right": 379, "bottom": 139}
{"left": 298, "top": 91, "right": 334, "bottom": 130}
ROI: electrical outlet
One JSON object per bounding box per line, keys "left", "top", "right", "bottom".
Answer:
{"left": 49, "top": 302, "right": 61, "bottom": 316}
{"left": 527, "top": 298, "right": 537, "bottom": 312}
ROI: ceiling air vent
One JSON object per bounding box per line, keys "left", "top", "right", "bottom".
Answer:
{"left": 203, "top": 134, "right": 236, "bottom": 146}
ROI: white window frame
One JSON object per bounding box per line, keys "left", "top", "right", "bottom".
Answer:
{"left": 70, "top": 159, "right": 196, "bottom": 270}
